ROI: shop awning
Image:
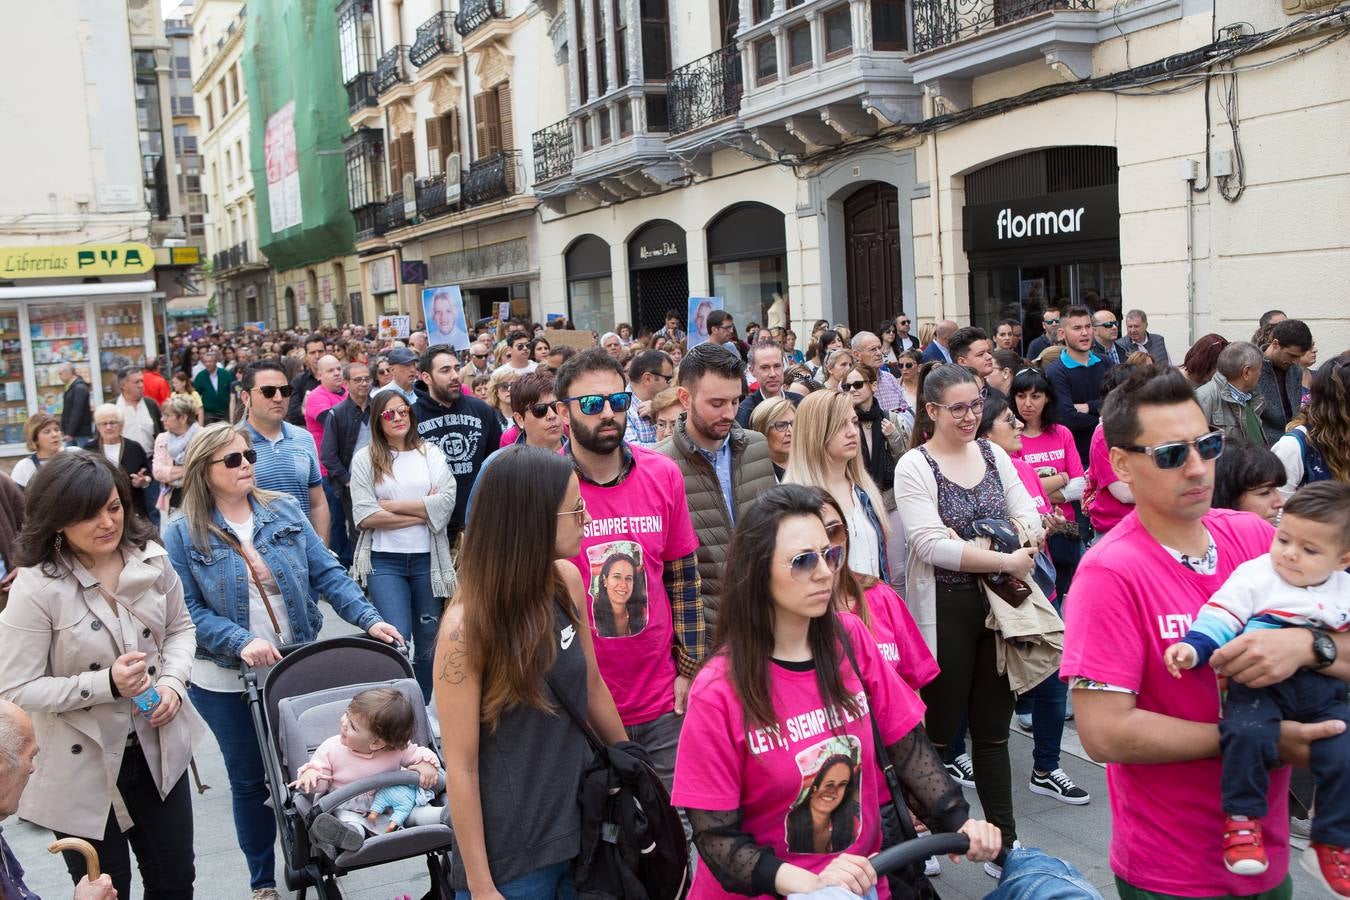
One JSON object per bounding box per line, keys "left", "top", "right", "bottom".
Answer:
{"left": 0, "top": 279, "right": 156, "bottom": 300}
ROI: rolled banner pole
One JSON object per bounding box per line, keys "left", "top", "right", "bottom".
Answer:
{"left": 48, "top": 837, "right": 101, "bottom": 878}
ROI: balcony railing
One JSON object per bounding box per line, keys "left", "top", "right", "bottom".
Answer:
{"left": 416, "top": 175, "right": 457, "bottom": 219}
{"left": 454, "top": 0, "right": 506, "bottom": 38}
{"left": 913, "top": 0, "right": 1094, "bottom": 51}
{"left": 668, "top": 44, "right": 743, "bottom": 136}
{"left": 378, "top": 192, "right": 409, "bottom": 233}
{"left": 352, "top": 203, "right": 382, "bottom": 242}
{"left": 346, "top": 72, "right": 378, "bottom": 114}
{"left": 212, "top": 242, "right": 263, "bottom": 273}
{"left": 375, "top": 45, "right": 412, "bottom": 94}
{"left": 532, "top": 119, "right": 574, "bottom": 184}
{"left": 462, "top": 151, "right": 519, "bottom": 205}
{"left": 411, "top": 11, "right": 457, "bottom": 66}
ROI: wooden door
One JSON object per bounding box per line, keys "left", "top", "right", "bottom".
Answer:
{"left": 843, "top": 182, "right": 901, "bottom": 329}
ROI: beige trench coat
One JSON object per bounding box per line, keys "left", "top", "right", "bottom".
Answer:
{"left": 0, "top": 541, "right": 206, "bottom": 838}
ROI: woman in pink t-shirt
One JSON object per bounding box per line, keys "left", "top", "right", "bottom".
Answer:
{"left": 671, "top": 484, "right": 1000, "bottom": 900}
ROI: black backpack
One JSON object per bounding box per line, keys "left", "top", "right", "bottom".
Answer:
{"left": 548, "top": 674, "right": 690, "bottom": 900}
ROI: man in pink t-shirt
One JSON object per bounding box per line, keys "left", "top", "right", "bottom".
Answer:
{"left": 304, "top": 354, "right": 348, "bottom": 475}
{"left": 1063, "top": 369, "right": 1348, "bottom": 899}
{"left": 556, "top": 348, "right": 704, "bottom": 790}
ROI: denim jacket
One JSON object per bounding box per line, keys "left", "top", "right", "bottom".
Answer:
{"left": 163, "top": 494, "right": 383, "bottom": 668}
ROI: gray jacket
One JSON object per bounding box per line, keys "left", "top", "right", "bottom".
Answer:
{"left": 1194, "top": 372, "right": 1265, "bottom": 446}
{"left": 1114, "top": 332, "right": 1170, "bottom": 368}
{"left": 1256, "top": 358, "right": 1304, "bottom": 446}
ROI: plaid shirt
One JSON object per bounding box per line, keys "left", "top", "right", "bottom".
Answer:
{"left": 625, "top": 387, "right": 658, "bottom": 445}
{"left": 876, "top": 368, "right": 909, "bottom": 416}
{"left": 567, "top": 442, "right": 705, "bottom": 677}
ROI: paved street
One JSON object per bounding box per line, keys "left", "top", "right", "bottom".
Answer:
{"left": 3, "top": 613, "right": 1325, "bottom": 899}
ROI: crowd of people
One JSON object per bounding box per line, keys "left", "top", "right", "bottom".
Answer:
{"left": 0, "top": 301, "right": 1346, "bottom": 900}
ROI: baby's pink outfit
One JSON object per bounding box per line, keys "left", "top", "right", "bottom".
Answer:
{"left": 298, "top": 735, "right": 439, "bottom": 795}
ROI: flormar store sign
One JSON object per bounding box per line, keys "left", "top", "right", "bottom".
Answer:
{"left": 964, "top": 186, "right": 1118, "bottom": 254}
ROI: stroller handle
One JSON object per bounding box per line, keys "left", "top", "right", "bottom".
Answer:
{"left": 869, "top": 834, "right": 971, "bottom": 876}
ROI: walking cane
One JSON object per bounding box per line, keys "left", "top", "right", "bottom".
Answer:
{"left": 48, "top": 837, "right": 101, "bottom": 878}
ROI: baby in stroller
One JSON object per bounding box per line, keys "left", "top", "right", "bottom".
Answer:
{"left": 291, "top": 687, "right": 444, "bottom": 851}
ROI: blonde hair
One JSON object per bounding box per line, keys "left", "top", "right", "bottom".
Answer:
{"left": 486, "top": 368, "right": 518, "bottom": 415}
{"left": 650, "top": 386, "right": 683, "bottom": 419}
{"left": 918, "top": 322, "right": 936, "bottom": 348}
{"left": 822, "top": 349, "right": 856, "bottom": 380}
{"left": 24, "top": 413, "right": 59, "bottom": 451}
{"left": 178, "top": 423, "right": 282, "bottom": 552}
{"left": 783, "top": 391, "right": 889, "bottom": 540}
{"left": 749, "top": 395, "right": 794, "bottom": 438}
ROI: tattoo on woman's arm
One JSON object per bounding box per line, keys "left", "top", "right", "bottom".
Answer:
{"left": 439, "top": 626, "right": 467, "bottom": 684}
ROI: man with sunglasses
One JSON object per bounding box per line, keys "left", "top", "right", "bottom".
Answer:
{"left": 461, "top": 341, "right": 493, "bottom": 379}
{"left": 371, "top": 346, "right": 421, "bottom": 404}
{"left": 413, "top": 344, "right": 501, "bottom": 546}
{"left": 626, "top": 349, "right": 675, "bottom": 445}
{"left": 1091, "top": 310, "right": 1123, "bottom": 364}
{"left": 492, "top": 330, "right": 537, "bottom": 377}
{"left": 1027, "top": 306, "right": 1065, "bottom": 359}
{"left": 894, "top": 313, "right": 920, "bottom": 352}
{"left": 556, "top": 348, "right": 702, "bottom": 794}
{"left": 237, "top": 360, "right": 330, "bottom": 545}
{"left": 1063, "top": 368, "right": 1347, "bottom": 900}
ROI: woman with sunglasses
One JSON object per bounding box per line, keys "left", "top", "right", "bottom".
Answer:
{"left": 843, "top": 362, "right": 910, "bottom": 585}
{"left": 0, "top": 451, "right": 205, "bottom": 900}
{"left": 895, "top": 350, "right": 923, "bottom": 413}
{"left": 372, "top": 355, "right": 395, "bottom": 388}
{"left": 349, "top": 390, "right": 457, "bottom": 701}
{"left": 750, "top": 396, "right": 796, "bottom": 482}
{"left": 465, "top": 372, "right": 569, "bottom": 522}
{"left": 895, "top": 363, "right": 1043, "bottom": 864}
{"left": 785, "top": 391, "right": 891, "bottom": 583}
{"left": 672, "top": 484, "right": 1000, "bottom": 898}
{"left": 877, "top": 322, "right": 900, "bottom": 365}
{"left": 485, "top": 368, "right": 517, "bottom": 431}
{"left": 162, "top": 424, "right": 402, "bottom": 900}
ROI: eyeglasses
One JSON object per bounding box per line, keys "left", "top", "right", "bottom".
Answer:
{"left": 471, "top": 353, "right": 488, "bottom": 360}
{"left": 824, "top": 521, "right": 846, "bottom": 547}
{"left": 897, "top": 320, "right": 910, "bottom": 325}
{"left": 841, "top": 380, "right": 870, "bottom": 392}
{"left": 210, "top": 449, "right": 258, "bottom": 468}
{"left": 769, "top": 419, "right": 794, "bottom": 434}
{"left": 1095, "top": 320, "right": 1119, "bottom": 329}
{"left": 1119, "top": 431, "right": 1225, "bottom": 470}
{"left": 513, "top": 343, "right": 529, "bottom": 351}
{"left": 930, "top": 389, "right": 988, "bottom": 420}
{"left": 1043, "top": 318, "right": 1060, "bottom": 326}
{"left": 348, "top": 376, "right": 373, "bottom": 384}
{"left": 556, "top": 497, "right": 587, "bottom": 523}
{"left": 256, "top": 384, "right": 295, "bottom": 399}
{"left": 380, "top": 407, "right": 411, "bottom": 421}
{"left": 782, "top": 545, "right": 845, "bottom": 581}
{"left": 562, "top": 392, "right": 633, "bottom": 415}
{"left": 528, "top": 400, "right": 563, "bottom": 418}
{"left": 96, "top": 420, "right": 122, "bottom": 428}
{"left": 651, "top": 372, "right": 675, "bottom": 384}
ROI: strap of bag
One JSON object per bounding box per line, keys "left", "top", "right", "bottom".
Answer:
{"left": 839, "top": 634, "right": 922, "bottom": 847}
{"left": 544, "top": 668, "right": 606, "bottom": 757}
{"left": 218, "top": 528, "right": 284, "bottom": 641}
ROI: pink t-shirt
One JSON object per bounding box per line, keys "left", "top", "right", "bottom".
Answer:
{"left": 1061, "top": 508, "right": 1286, "bottom": 896}
{"left": 1083, "top": 424, "right": 1132, "bottom": 534}
{"left": 304, "top": 385, "right": 346, "bottom": 476}
{"left": 672, "top": 614, "right": 925, "bottom": 900}
{"left": 862, "top": 582, "right": 938, "bottom": 693}
{"left": 1010, "top": 457, "right": 1051, "bottom": 517}
{"left": 568, "top": 446, "right": 699, "bottom": 725}
{"left": 1017, "top": 424, "right": 1083, "bottom": 518}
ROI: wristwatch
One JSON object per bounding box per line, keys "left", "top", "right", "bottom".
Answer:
{"left": 1308, "top": 627, "right": 1337, "bottom": 670}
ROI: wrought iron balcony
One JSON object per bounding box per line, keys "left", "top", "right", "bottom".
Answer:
{"left": 454, "top": 0, "right": 506, "bottom": 38}
{"left": 416, "top": 175, "right": 456, "bottom": 219}
{"left": 668, "top": 44, "right": 743, "bottom": 136}
{"left": 352, "top": 203, "right": 382, "bottom": 242}
{"left": 213, "top": 242, "right": 262, "bottom": 273}
{"left": 411, "top": 11, "right": 456, "bottom": 66}
{"left": 532, "top": 119, "right": 573, "bottom": 184}
{"left": 346, "top": 72, "right": 378, "bottom": 114}
{"left": 378, "top": 192, "right": 409, "bottom": 233}
{"left": 913, "top": 0, "right": 1094, "bottom": 51}
{"left": 462, "top": 151, "right": 519, "bottom": 206}
{"left": 375, "top": 45, "right": 411, "bottom": 95}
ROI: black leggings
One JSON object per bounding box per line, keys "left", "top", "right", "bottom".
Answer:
{"left": 54, "top": 740, "right": 195, "bottom": 900}
{"left": 919, "top": 581, "right": 1018, "bottom": 846}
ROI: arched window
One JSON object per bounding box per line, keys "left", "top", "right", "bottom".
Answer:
{"left": 707, "top": 202, "right": 787, "bottom": 331}
{"left": 565, "top": 235, "right": 613, "bottom": 332}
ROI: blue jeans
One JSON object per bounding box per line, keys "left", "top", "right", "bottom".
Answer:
{"left": 368, "top": 550, "right": 442, "bottom": 700}
{"left": 189, "top": 683, "right": 276, "bottom": 890}
{"left": 454, "top": 860, "right": 576, "bottom": 900}
{"left": 1014, "top": 597, "right": 1068, "bottom": 773}
{"left": 324, "top": 476, "right": 353, "bottom": 568}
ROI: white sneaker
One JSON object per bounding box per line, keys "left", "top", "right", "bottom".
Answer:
{"left": 1015, "top": 713, "right": 1033, "bottom": 732}
{"left": 924, "top": 856, "right": 941, "bottom": 877}
{"left": 984, "top": 840, "right": 1022, "bottom": 879}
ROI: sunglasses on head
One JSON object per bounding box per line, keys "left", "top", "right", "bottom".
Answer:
{"left": 380, "top": 406, "right": 410, "bottom": 421}
{"left": 256, "top": 384, "right": 294, "bottom": 399}
{"left": 528, "top": 400, "right": 563, "bottom": 418}
{"left": 841, "top": 380, "right": 870, "bottom": 392}
{"left": 563, "top": 392, "right": 633, "bottom": 415}
{"left": 783, "top": 545, "right": 846, "bottom": 581}
{"left": 1120, "top": 431, "right": 1225, "bottom": 470}
{"left": 211, "top": 449, "right": 258, "bottom": 468}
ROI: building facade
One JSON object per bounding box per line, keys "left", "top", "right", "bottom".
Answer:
{"left": 0, "top": 0, "right": 195, "bottom": 454}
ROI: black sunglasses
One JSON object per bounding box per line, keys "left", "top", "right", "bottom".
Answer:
{"left": 562, "top": 392, "right": 633, "bottom": 415}
{"left": 256, "top": 384, "right": 294, "bottom": 399}
{"left": 841, "top": 380, "right": 870, "bottom": 392}
{"left": 782, "top": 545, "right": 845, "bottom": 581}
{"left": 1120, "top": 431, "right": 1225, "bottom": 470}
{"left": 210, "top": 449, "right": 258, "bottom": 468}
{"left": 528, "top": 400, "right": 563, "bottom": 418}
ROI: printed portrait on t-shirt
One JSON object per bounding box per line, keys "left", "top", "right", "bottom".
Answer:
{"left": 586, "top": 541, "right": 650, "bottom": 638}
{"left": 784, "top": 736, "right": 862, "bottom": 854}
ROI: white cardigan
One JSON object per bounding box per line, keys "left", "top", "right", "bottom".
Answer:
{"left": 894, "top": 440, "right": 1044, "bottom": 653}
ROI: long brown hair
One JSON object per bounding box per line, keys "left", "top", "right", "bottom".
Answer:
{"left": 454, "top": 446, "right": 578, "bottom": 731}
{"left": 816, "top": 490, "right": 873, "bottom": 630}
{"left": 367, "top": 389, "right": 425, "bottom": 484}
{"left": 715, "top": 484, "right": 862, "bottom": 730}
{"left": 1304, "top": 354, "right": 1350, "bottom": 482}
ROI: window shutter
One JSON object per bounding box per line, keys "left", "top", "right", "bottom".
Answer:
{"left": 497, "top": 82, "right": 514, "bottom": 151}
{"left": 445, "top": 109, "right": 460, "bottom": 155}
{"left": 400, "top": 133, "right": 416, "bottom": 183}
{"left": 387, "top": 132, "right": 403, "bottom": 193}
{"left": 473, "top": 93, "right": 492, "bottom": 160}
{"left": 426, "top": 116, "right": 443, "bottom": 176}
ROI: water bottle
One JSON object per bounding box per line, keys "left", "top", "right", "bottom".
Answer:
{"left": 131, "top": 685, "right": 161, "bottom": 716}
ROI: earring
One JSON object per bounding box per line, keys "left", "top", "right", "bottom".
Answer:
{"left": 54, "top": 533, "right": 64, "bottom": 553}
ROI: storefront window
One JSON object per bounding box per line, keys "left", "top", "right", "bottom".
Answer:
{"left": 711, "top": 257, "right": 784, "bottom": 332}
{"left": 706, "top": 202, "right": 787, "bottom": 332}
{"left": 96, "top": 301, "right": 148, "bottom": 400}
{"left": 0, "top": 308, "right": 25, "bottom": 446}
{"left": 566, "top": 234, "right": 615, "bottom": 332}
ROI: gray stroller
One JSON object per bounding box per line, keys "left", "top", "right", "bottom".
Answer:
{"left": 244, "top": 636, "right": 454, "bottom": 900}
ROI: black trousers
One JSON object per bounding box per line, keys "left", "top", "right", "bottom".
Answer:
{"left": 54, "top": 739, "right": 195, "bottom": 900}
